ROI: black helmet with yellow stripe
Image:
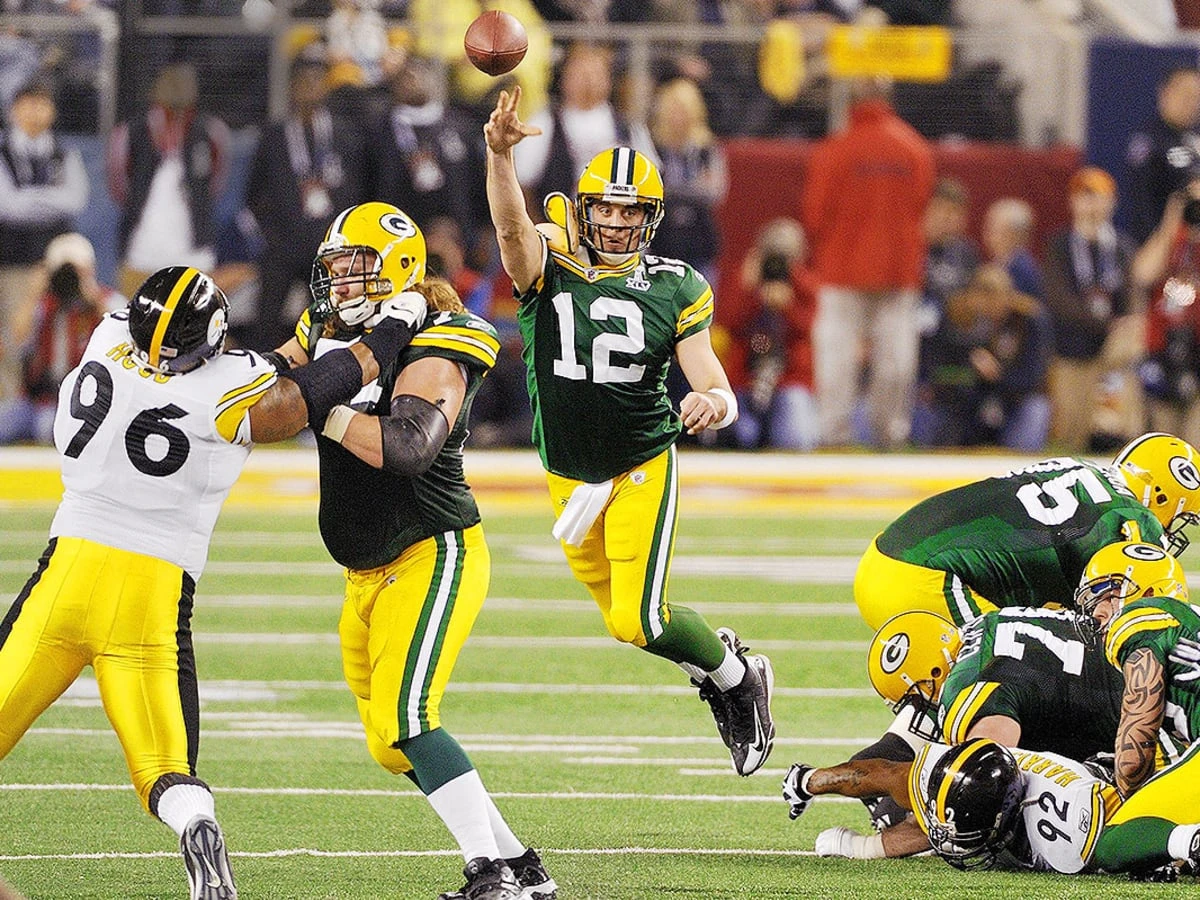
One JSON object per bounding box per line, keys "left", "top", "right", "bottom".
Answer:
{"left": 128, "top": 266, "right": 228, "bottom": 375}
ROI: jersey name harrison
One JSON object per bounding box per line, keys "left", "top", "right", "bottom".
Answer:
{"left": 1012, "top": 750, "right": 1082, "bottom": 788}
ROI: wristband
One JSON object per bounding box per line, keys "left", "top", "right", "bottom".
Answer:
{"left": 322, "top": 405, "right": 355, "bottom": 443}
{"left": 708, "top": 388, "right": 738, "bottom": 430}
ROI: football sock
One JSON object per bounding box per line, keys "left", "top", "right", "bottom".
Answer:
{"left": 156, "top": 783, "right": 216, "bottom": 836}
{"left": 1168, "top": 824, "right": 1200, "bottom": 860}
{"left": 642, "top": 605, "right": 726, "bottom": 668}
{"left": 710, "top": 646, "right": 749, "bottom": 692}
{"left": 1095, "top": 816, "right": 1175, "bottom": 871}
{"left": 400, "top": 727, "right": 474, "bottom": 793}
{"left": 484, "top": 794, "right": 527, "bottom": 859}
{"left": 427, "top": 770, "right": 501, "bottom": 863}
{"left": 677, "top": 661, "right": 707, "bottom": 683}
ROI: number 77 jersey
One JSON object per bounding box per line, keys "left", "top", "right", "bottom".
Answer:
{"left": 872, "top": 457, "right": 1165, "bottom": 621}
{"left": 49, "top": 311, "right": 278, "bottom": 581}
{"left": 519, "top": 247, "right": 713, "bottom": 483}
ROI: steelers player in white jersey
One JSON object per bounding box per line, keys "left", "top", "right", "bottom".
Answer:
{"left": 269, "top": 202, "right": 555, "bottom": 900}
{"left": 0, "top": 265, "right": 425, "bottom": 900}
{"left": 483, "top": 88, "right": 776, "bottom": 779}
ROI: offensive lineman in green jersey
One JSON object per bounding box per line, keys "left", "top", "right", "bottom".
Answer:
{"left": 855, "top": 432, "right": 1200, "bottom": 629}
{"left": 270, "top": 203, "right": 555, "bottom": 900}
{"left": 484, "top": 87, "right": 776, "bottom": 777}
{"left": 1077, "top": 542, "right": 1200, "bottom": 878}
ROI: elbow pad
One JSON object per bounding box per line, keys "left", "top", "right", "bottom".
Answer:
{"left": 279, "top": 348, "right": 363, "bottom": 426}
{"left": 379, "top": 394, "right": 450, "bottom": 476}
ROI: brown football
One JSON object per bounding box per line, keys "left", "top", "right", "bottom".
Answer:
{"left": 464, "top": 10, "right": 528, "bottom": 77}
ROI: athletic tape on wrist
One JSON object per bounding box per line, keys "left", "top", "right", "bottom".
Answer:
{"left": 322, "top": 405, "right": 355, "bottom": 443}
{"left": 708, "top": 388, "right": 738, "bottom": 430}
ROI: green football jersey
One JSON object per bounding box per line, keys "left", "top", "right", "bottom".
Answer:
{"left": 307, "top": 310, "right": 500, "bottom": 570}
{"left": 518, "top": 247, "right": 714, "bottom": 482}
{"left": 876, "top": 457, "right": 1164, "bottom": 610}
{"left": 939, "top": 607, "right": 1123, "bottom": 761}
{"left": 1105, "top": 595, "right": 1200, "bottom": 744}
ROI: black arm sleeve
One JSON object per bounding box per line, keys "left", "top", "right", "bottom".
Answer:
{"left": 360, "top": 318, "right": 418, "bottom": 365}
{"left": 850, "top": 732, "right": 917, "bottom": 764}
{"left": 261, "top": 350, "right": 292, "bottom": 373}
{"left": 279, "top": 348, "right": 363, "bottom": 426}
{"left": 379, "top": 394, "right": 450, "bottom": 476}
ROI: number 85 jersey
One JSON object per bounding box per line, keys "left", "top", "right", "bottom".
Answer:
{"left": 49, "top": 311, "right": 277, "bottom": 581}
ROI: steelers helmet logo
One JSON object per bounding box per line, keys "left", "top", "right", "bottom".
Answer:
{"left": 207, "top": 307, "right": 227, "bottom": 346}
{"left": 1170, "top": 455, "right": 1200, "bottom": 491}
{"left": 379, "top": 212, "right": 417, "bottom": 239}
{"left": 880, "top": 633, "right": 910, "bottom": 674}
{"left": 1123, "top": 543, "right": 1167, "bottom": 562}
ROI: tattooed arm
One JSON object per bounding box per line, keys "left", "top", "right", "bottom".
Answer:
{"left": 1115, "top": 647, "right": 1166, "bottom": 798}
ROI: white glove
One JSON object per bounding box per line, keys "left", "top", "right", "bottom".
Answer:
{"left": 815, "top": 826, "right": 862, "bottom": 858}
{"left": 782, "top": 763, "right": 815, "bottom": 820}
{"left": 364, "top": 291, "right": 427, "bottom": 331}
{"left": 1170, "top": 637, "right": 1200, "bottom": 682}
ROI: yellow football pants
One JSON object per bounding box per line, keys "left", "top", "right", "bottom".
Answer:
{"left": 546, "top": 446, "right": 678, "bottom": 647}
{"left": 0, "top": 537, "right": 199, "bottom": 812}
{"left": 339, "top": 525, "right": 489, "bottom": 774}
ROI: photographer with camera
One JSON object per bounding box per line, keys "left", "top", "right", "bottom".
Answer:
{"left": 0, "top": 233, "right": 122, "bottom": 444}
{"left": 1132, "top": 174, "right": 1200, "bottom": 448}
{"left": 728, "top": 217, "right": 819, "bottom": 450}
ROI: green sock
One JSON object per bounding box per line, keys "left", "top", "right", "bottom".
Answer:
{"left": 397, "top": 728, "right": 474, "bottom": 794}
{"left": 1095, "top": 816, "right": 1175, "bottom": 872}
{"left": 644, "top": 605, "right": 726, "bottom": 669}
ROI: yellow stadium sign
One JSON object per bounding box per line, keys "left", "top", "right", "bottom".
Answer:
{"left": 827, "top": 25, "right": 952, "bottom": 82}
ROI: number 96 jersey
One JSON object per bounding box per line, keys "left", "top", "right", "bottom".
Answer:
{"left": 49, "top": 311, "right": 278, "bottom": 580}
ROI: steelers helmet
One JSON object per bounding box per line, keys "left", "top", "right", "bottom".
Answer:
{"left": 867, "top": 612, "right": 962, "bottom": 738}
{"left": 1113, "top": 432, "right": 1200, "bottom": 555}
{"left": 128, "top": 266, "right": 228, "bottom": 375}
{"left": 1074, "top": 541, "right": 1189, "bottom": 640}
{"left": 910, "top": 738, "right": 1025, "bottom": 871}
{"left": 310, "top": 202, "right": 426, "bottom": 327}
{"left": 575, "top": 147, "right": 665, "bottom": 256}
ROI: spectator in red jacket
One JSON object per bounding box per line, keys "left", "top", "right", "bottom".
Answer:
{"left": 801, "top": 76, "right": 935, "bottom": 448}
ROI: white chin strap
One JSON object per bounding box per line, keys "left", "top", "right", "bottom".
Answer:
{"left": 336, "top": 295, "right": 374, "bottom": 326}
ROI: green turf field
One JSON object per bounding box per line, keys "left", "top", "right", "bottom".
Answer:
{"left": 0, "top": 453, "right": 1187, "bottom": 899}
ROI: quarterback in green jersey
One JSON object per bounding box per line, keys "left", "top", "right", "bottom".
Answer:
{"left": 1077, "top": 541, "right": 1200, "bottom": 878}
{"left": 856, "top": 432, "right": 1200, "bottom": 629}
{"left": 484, "top": 87, "right": 777, "bottom": 778}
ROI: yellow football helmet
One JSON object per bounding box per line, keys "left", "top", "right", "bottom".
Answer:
{"left": 1113, "top": 432, "right": 1200, "bottom": 555}
{"left": 310, "top": 202, "right": 426, "bottom": 327}
{"left": 1075, "top": 540, "right": 1189, "bottom": 639}
{"left": 575, "top": 147, "right": 665, "bottom": 256}
{"left": 867, "top": 611, "right": 962, "bottom": 734}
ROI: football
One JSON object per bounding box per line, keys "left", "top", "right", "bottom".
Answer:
{"left": 464, "top": 10, "right": 528, "bottom": 77}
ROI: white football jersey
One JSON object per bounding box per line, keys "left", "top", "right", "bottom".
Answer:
{"left": 912, "top": 743, "right": 1118, "bottom": 873}
{"left": 50, "top": 311, "right": 277, "bottom": 579}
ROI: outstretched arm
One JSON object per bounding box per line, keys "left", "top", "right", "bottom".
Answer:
{"left": 484, "top": 86, "right": 545, "bottom": 294}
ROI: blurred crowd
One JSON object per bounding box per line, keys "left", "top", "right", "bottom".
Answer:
{"left": 5, "top": 0, "right": 1200, "bottom": 454}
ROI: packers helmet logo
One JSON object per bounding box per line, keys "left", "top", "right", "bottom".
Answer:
{"left": 1170, "top": 456, "right": 1200, "bottom": 491}
{"left": 880, "top": 633, "right": 910, "bottom": 674}
{"left": 1122, "top": 543, "right": 1167, "bottom": 562}
{"left": 379, "top": 212, "right": 417, "bottom": 239}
